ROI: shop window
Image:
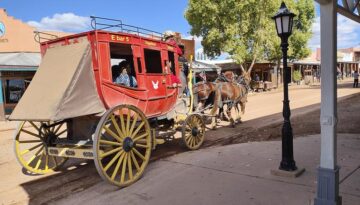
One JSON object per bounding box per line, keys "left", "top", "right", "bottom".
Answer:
{"left": 144, "top": 49, "right": 162, "bottom": 73}
{"left": 4, "top": 79, "right": 25, "bottom": 103}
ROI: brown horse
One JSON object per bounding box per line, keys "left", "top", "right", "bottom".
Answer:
{"left": 209, "top": 72, "right": 251, "bottom": 128}
{"left": 193, "top": 81, "right": 217, "bottom": 111}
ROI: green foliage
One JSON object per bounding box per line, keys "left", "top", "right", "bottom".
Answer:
{"left": 185, "top": 0, "right": 315, "bottom": 71}
{"left": 293, "top": 70, "right": 302, "bottom": 81}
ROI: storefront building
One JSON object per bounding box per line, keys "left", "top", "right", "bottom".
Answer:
{"left": 0, "top": 9, "right": 41, "bottom": 120}
{"left": 0, "top": 9, "right": 69, "bottom": 120}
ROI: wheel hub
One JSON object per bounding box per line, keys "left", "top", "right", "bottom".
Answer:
{"left": 191, "top": 127, "right": 199, "bottom": 137}
{"left": 123, "top": 137, "right": 134, "bottom": 152}
{"left": 40, "top": 125, "right": 57, "bottom": 146}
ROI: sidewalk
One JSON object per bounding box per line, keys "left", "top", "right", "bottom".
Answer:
{"left": 52, "top": 134, "right": 360, "bottom": 205}
{"left": 0, "top": 120, "right": 19, "bottom": 132}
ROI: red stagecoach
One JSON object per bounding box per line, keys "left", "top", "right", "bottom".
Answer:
{"left": 10, "top": 17, "right": 205, "bottom": 187}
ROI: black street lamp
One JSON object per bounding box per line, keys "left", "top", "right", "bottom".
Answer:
{"left": 272, "top": 2, "right": 297, "bottom": 171}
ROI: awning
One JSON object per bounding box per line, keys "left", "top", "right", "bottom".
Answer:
{"left": 191, "top": 60, "right": 221, "bottom": 73}
{"left": 0, "top": 52, "right": 41, "bottom": 67}
{"left": 9, "top": 40, "right": 105, "bottom": 121}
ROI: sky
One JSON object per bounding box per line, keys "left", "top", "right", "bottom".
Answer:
{"left": 1, "top": 0, "right": 360, "bottom": 58}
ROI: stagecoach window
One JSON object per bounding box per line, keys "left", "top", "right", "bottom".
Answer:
{"left": 144, "top": 49, "right": 162, "bottom": 73}
{"left": 168, "top": 51, "right": 175, "bottom": 74}
{"left": 109, "top": 43, "right": 136, "bottom": 79}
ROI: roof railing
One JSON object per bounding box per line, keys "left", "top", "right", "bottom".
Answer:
{"left": 90, "top": 16, "right": 163, "bottom": 40}
{"left": 34, "top": 31, "right": 59, "bottom": 44}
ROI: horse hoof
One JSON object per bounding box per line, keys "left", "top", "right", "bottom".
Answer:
{"left": 230, "top": 119, "right": 235, "bottom": 128}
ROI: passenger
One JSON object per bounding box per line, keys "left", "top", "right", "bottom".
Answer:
{"left": 116, "top": 61, "right": 137, "bottom": 87}
{"left": 112, "top": 65, "right": 120, "bottom": 82}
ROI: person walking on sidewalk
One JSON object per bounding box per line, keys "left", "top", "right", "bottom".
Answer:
{"left": 354, "top": 70, "right": 359, "bottom": 88}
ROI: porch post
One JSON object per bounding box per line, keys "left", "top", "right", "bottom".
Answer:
{"left": 314, "top": 0, "right": 341, "bottom": 204}
{"left": 0, "top": 79, "right": 5, "bottom": 121}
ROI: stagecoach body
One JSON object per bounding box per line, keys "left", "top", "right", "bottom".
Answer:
{"left": 9, "top": 18, "right": 205, "bottom": 187}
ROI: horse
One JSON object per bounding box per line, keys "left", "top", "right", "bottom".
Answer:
{"left": 192, "top": 81, "right": 217, "bottom": 112}
{"left": 209, "top": 72, "right": 251, "bottom": 129}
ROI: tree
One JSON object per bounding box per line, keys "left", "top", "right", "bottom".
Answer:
{"left": 185, "top": 0, "right": 315, "bottom": 75}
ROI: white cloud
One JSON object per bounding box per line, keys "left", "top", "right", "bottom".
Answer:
{"left": 309, "top": 14, "right": 360, "bottom": 50}
{"left": 27, "top": 13, "right": 91, "bottom": 32}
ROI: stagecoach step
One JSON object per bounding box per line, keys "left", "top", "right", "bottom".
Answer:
{"left": 54, "top": 139, "right": 93, "bottom": 147}
{"left": 47, "top": 147, "right": 100, "bottom": 159}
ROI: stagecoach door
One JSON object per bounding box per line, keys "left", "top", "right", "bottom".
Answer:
{"left": 141, "top": 47, "right": 168, "bottom": 113}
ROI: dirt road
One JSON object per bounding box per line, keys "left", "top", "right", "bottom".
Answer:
{"left": 1, "top": 81, "right": 359, "bottom": 205}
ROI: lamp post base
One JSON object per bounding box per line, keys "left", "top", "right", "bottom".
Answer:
{"left": 271, "top": 167, "right": 305, "bottom": 178}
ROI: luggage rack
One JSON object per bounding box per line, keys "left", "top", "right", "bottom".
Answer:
{"left": 34, "top": 31, "right": 59, "bottom": 43}
{"left": 90, "top": 16, "right": 164, "bottom": 40}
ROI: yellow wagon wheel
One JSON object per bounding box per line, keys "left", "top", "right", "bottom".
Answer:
{"left": 94, "top": 104, "right": 152, "bottom": 187}
{"left": 182, "top": 114, "right": 205, "bottom": 150}
{"left": 14, "top": 121, "right": 68, "bottom": 174}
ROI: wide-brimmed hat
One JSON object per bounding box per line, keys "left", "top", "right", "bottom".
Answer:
{"left": 164, "top": 30, "right": 175, "bottom": 38}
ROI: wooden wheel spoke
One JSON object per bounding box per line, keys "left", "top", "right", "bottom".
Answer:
{"left": 189, "top": 137, "right": 194, "bottom": 147}
{"left": 191, "top": 137, "right": 196, "bottom": 147}
{"left": 57, "top": 129, "right": 67, "bottom": 136}
{"left": 20, "top": 129, "right": 41, "bottom": 139}
{"left": 135, "top": 143, "right": 149, "bottom": 149}
{"left": 194, "top": 136, "right": 200, "bottom": 145}
{"left": 29, "top": 121, "right": 41, "bottom": 132}
{"left": 53, "top": 123, "right": 64, "bottom": 135}
{"left": 119, "top": 109, "right": 127, "bottom": 136}
{"left": 132, "top": 148, "right": 145, "bottom": 161}
{"left": 131, "top": 122, "right": 145, "bottom": 138}
{"left": 130, "top": 151, "right": 140, "bottom": 171}
{"left": 110, "top": 114, "right": 125, "bottom": 140}
{"left": 129, "top": 114, "right": 139, "bottom": 137}
{"left": 34, "top": 151, "right": 44, "bottom": 170}
{"left": 50, "top": 124, "right": 55, "bottom": 133}
{"left": 100, "top": 139, "right": 122, "bottom": 146}
{"left": 100, "top": 147, "right": 122, "bottom": 159}
{"left": 185, "top": 133, "right": 192, "bottom": 142}
{"left": 120, "top": 153, "right": 128, "bottom": 183}
{"left": 20, "top": 143, "right": 43, "bottom": 155}
{"left": 126, "top": 109, "right": 131, "bottom": 136}
{"left": 26, "top": 145, "right": 44, "bottom": 165}
{"left": 103, "top": 126, "right": 122, "bottom": 143}
{"left": 127, "top": 154, "right": 133, "bottom": 180}
{"left": 133, "top": 133, "right": 148, "bottom": 143}
{"left": 111, "top": 152, "right": 126, "bottom": 180}
{"left": 104, "top": 150, "right": 123, "bottom": 171}
{"left": 19, "top": 140, "right": 42, "bottom": 144}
